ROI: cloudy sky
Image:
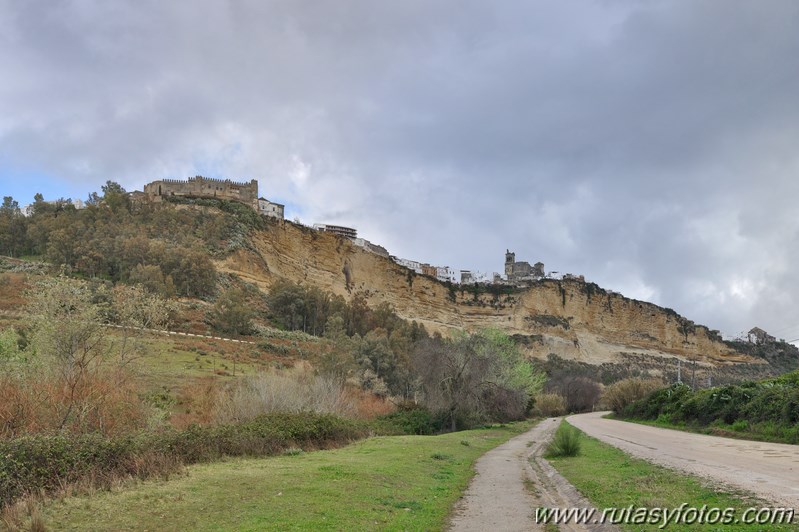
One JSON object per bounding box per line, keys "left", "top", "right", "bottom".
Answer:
{"left": 2, "top": 1, "right": 799, "bottom": 339}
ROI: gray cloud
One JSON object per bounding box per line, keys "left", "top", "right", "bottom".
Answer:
{"left": 2, "top": 0, "right": 799, "bottom": 337}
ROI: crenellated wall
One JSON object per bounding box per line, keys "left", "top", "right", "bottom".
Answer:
{"left": 144, "top": 176, "right": 258, "bottom": 209}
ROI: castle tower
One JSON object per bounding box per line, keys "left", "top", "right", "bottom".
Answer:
{"left": 505, "top": 250, "right": 515, "bottom": 278}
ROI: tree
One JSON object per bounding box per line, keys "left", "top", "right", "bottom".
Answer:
{"left": 267, "top": 281, "right": 308, "bottom": 331}
{"left": 109, "top": 284, "right": 174, "bottom": 364}
{"left": 3, "top": 279, "right": 158, "bottom": 436}
{"left": 0, "top": 328, "right": 24, "bottom": 367}
{"left": 27, "top": 279, "right": 109, "bottom": 431}
{"left": 318, "top": 315, "right": 358, "bottom": 383}
{"left": 356, "top": 329, "right": 396, "bottom": 396}
{"left": 211, "top": 288, "right": 254, "bottom": 336}
{"left": 0, "top": 196, "right": 28, "bottom": 257}
{"left": 547, "top": 375, "right": 602, "bottom": 413}
{"left": 101, "top": 180, "right": 130, "bottom": 214}
{"left": 128, "top": 264, "right": 176, "bottom": 297}
{"left": 169, "top": 247, "right": 216, "bottom": 297}
{"left": 414, "top": 329, "right": 545, "bottom": 430}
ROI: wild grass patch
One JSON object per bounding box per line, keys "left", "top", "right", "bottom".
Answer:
{"left": 548, "top": 423, "right": 796, "bottom": 531}
{"left": 545, "top": 421, "right": 581, "bottom": 457}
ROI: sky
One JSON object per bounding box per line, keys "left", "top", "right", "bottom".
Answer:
{"left": 1, "top": 0, "right": 799, "bottom": 340}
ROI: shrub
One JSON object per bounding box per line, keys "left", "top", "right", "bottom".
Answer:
{"left": 212, "top": 371, "right": 357, "bottom": 424}
{"left": 601, "top": 377, "right": 664, "bottom": 413}
{"left": 0, "top": 369, "right": 152, "bottom": 439}
{"left": 0, "top": 412, "right": 366, "bottom": 508}
{"left": 372, "top": 403, "right": 446, "bottom": 435}
{"left": 533, "top": 393, "right": 567, "bottom": 417}
{"left": 622, "top": 382, "right": 693, "bottom": 420}
{"left": 619, "top": 371, "right": 799, "bottom": 444}
{"left": 730, "top": 419, "right": 748, "bottom": 432}
{"left": 546, "top": 422, "right": 581, "bottom": 457}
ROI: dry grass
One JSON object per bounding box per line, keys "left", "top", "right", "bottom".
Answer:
{"left": 213, "top": 369, "right": 358, "bottom": 423}
{"left": 351, "top": 388, "right": 395, "bottom": 419}
{"left": 600, "top": 377, "right": 664, "bottom": 413}
{"left": 0, "top": 368, "right": 151, "bottom": 439}
{"left": 533, "top": 393, "right": 567, "bottom": 417}
{"left": 171, "top": 377, "right": 221, "bottom": 428}
{"left": 1, "top": 496, "right": 47, "bottom": 532}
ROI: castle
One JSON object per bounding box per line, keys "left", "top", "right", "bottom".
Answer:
{"left": 144, "top": 176, "right": 259, "bottom": 209}
{"left": 143, "top": 176, "right": 284, "bottom": 219}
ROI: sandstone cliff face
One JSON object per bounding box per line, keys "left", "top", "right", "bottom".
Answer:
{"left": 218, "top": 219, "right": 759, "bottom": 367}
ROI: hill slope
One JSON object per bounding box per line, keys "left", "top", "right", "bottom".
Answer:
{"left": 218, "top": 219, "right": 764, "bottom": 376}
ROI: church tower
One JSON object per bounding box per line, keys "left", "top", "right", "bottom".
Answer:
{"left": 504, "top": 250, "right": 515, "bottom": 278}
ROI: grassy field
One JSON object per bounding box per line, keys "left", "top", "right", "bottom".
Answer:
{"left": 37, "top": 422, "right": 533, "bottom": 531}
{"left": 547, "top": 422, "right": 797, "bottom": 531}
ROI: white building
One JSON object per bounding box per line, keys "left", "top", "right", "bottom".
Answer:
{"left": 393, "top": 257, "right": 423, "bottom": 274}
{"left": 257, "top": 197, "right": 285, "bottom": 219}
{"left": 436, "top": 266, "right": 453, "bottom": 283}
{"left": 353, "top": 238, "right": 390, "bottom": 258}
{"left": 21, "top": 199, "right": 85, "bottom": 217}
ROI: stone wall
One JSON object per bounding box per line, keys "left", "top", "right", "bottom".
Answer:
{"left": 144, "top": 176, "right": 258, "bottom": 209}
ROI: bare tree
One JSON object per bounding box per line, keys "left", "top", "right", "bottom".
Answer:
{"left": 27, "top": 279, "right": 110, "bottom": 430}
{"left": 25, "top": 279, "right": 171, "bottom": 432}
{"left": 109, "top": 284, "right": 174, "bottom": 364}
{"left": 548, "top": 375, "right": 602, "bottom": 413}
{"left": 413, "top": 329, "right": 545, "bottom": 430}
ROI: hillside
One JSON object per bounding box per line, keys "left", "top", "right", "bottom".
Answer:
{"left": 218, "top": 217, "right": 775, "bottom": 381}
{"left": 2, "top": 193, "right": 791, "bottom": 383}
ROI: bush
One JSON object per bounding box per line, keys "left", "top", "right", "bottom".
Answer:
{"left": 372, "top": 403, "right": 447, "bottom": 435}
{"left": 212, "top": 372, "right": 358, "bottom": 424}
{"left": 546, "top": 422, "right": 581, "bottom": 458}
{"left": 533, "top": 393, "right": 567, "bottom": 417}
{"left": 0, "top": 412, "right": 366, "bottom": 508}
{"left": 619, "top": 370, "right": 799, "bottom": 444}
{"left": 601, "top": 377, "right": 664, "bottom": 413}
{"left": 622, "top": 382, "right": 693, "bottom": 420}
{"left": 0, "top": 369, "right": 152, "bottom": 439}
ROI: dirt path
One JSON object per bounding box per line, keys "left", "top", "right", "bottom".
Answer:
{"left": 448, "top": 418, "right": 617, "bottom": 531}
{"left": 567, "top": 412, "right": 799, "bottom": 508}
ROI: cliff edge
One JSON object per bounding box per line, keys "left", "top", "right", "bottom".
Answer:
{"left": 218, "top": 219, "right": 760, "bottom": 370}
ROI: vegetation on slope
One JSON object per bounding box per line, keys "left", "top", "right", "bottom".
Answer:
{"left": 618, "top": 371, "right": 799, "bottom": 444}
{"left": 0, "top": 182, "right": 249, "bottom": 297}
{"left": 0, "top": 270, "right": 545, "bottom": 510}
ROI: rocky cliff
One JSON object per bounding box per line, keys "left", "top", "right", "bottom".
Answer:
{"left": 218, "top": 218, "right": 761, "bottom": 370}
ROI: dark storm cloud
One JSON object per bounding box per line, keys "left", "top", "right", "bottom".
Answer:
{"left": 2, "top": 0, "right": 798, "bottom": 336}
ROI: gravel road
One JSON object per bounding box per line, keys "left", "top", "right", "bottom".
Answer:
{"left": 567, "top": 411, "right": 799, "bottom": 508}
{"left": 448, "top": 418, "right": 617, "bottom": 531}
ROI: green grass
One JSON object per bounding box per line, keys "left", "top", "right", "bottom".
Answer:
{"left": 37, "top": 422, "right": 533, "bottom": 531}
{"left": 548, "top": 423, "right": 797, "bottom": 531}
{"left": 544, "top": 421, "right": 581, "bottom": 457}
{"left": 136, "top": 336, "right": 262, "bottom": 383}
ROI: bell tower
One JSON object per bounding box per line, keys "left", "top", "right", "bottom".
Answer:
{"left": 504, "top": 250, "right": 515, "bottom": 278}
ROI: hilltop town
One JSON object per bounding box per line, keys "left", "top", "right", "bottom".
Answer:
{"left": 21, "top": 176, "right": 587, "bottom": 287}
{"left": 133, "top": 176, "right": 587, "bottom": 287}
